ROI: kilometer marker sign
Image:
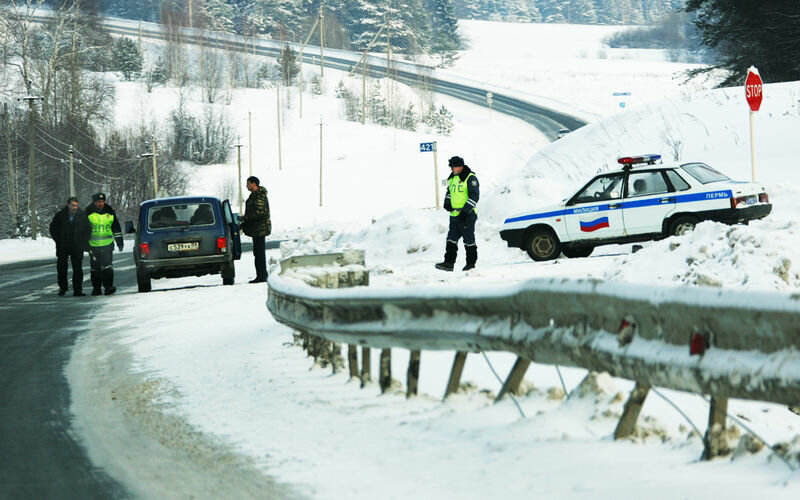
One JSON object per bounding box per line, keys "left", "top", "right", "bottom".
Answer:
{"left": 745, "top": 66, "right": 763, "bottom": 181}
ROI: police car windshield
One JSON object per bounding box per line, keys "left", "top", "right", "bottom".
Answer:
{"left": 681, "top": 163, "right": 730, "bottom": 184}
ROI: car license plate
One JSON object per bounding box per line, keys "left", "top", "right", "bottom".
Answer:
{"left": 168, "top": 242, "right": 199, "bottom": 252}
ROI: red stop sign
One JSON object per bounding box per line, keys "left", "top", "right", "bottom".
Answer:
{"left": 745, "top": 68, "right": 763, "bottom": 112}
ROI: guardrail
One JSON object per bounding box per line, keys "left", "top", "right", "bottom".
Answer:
{"left": 267, "top": 252, "right": 800, "bottom": 461}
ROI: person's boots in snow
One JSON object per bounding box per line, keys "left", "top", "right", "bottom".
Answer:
{"left": 463, "top": 245, "right": 477, "bottom": 271}
{"left": 435, "top": 241, "right": 458, "bottom": 271}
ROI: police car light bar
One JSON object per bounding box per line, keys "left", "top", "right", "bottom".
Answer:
{"left": 617, "top": 154, "right": 662, "bottom": 165}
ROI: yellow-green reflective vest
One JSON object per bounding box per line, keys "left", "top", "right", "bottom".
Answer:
{"left": 88, "top": 212, "right": 114, "bottom": 247}
{"left": 449, "top": 172, "right": 475, "bottom": 217}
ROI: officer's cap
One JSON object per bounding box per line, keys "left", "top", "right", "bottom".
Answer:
{"left": 92, "top": 192, "right": 106, "bottom": 202}
{"left": 448, "top": 156, "right": 466, "bottom": 168}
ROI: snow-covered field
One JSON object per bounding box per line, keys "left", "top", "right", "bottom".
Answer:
{"left": 7, "top": 20, "right": 800, "bottom": 498}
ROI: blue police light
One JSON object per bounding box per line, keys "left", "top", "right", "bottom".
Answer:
{"left": 617, "top": 154, "right": 662, "bottom": 166}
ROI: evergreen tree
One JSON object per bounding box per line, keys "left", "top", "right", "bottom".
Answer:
{"left": 569, "top": 0, "right": 597, "bottom": 24}
{"left": 113, "top": 37, "right": 142, "bottom": 80}
{"left": 685, "top": 0, "right": 800, "bottom": 86}
{"left": 429, "top": 0, "right": 460, "bottom": 67}
{"left": 277, "top": 43, "right": 299, "bottom": 85}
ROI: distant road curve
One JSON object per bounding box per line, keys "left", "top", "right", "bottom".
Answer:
{"left": 30, "top": 13, "right": 587, "bottom": 139}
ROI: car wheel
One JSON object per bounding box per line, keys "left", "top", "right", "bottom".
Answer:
{"left": 136, "top": 268, "right": 151, "bottom": 293}
{"left": 669, "top": 216, "right": 699, "bottom": 237}
{"left": 222, "top": 261, "right": 235, "bottom": 285}
{"left": 562, "top": 245, "right": 594, "bottom": 259}
{"left": 526, "top": 228, "right": 561, "bottom": 261}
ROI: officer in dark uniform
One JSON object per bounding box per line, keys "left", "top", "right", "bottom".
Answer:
{"left": 436, "top": 156, "right": 479, "bottom": 271}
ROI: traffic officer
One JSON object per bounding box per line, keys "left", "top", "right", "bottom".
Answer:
{"left": 85, "top": 192, "right": 124, "bottom": 295}
{"left": 436, "top": 156, "right": 479, "bottom": 271}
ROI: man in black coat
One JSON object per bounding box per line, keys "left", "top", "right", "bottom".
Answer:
{"left": 49, "top": 197, "right": 91, "bottom": 296}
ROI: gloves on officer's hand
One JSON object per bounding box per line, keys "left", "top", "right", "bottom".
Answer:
{"left": 117, "top": 241, "right": 124, "bottom": 252}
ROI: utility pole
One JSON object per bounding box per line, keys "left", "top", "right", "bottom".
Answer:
{"left": 139, "top": 138, "right": 159, "bottom": 199}
{"left": 21, "top": 91, "right": 41, "bottom": 239}
{"left": 248, "top": 111, "right": 253, "bottom": 176}
{"left": 61, "top": 145, "right": 82, "bottom": 197}
{"left": 319, "top": 115, "right": 324, "bottom": 207}
{"left": 233, "top": 139, "right": 244, "bottom": 213}
{"left": 319, "top": 9, "right": 325, "bottom": 77}
{"left": 276, "top": 83, "right": 283, "bottom": 170}
{"left": 298, "top": 14, "right": 322, "bottom": 119}
{"left": 348, "top": 21, "right": 388, "bottom": 126}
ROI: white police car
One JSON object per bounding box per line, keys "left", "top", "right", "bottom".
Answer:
{"left": 500, "top": 154, "right": 772, "bottom": 261}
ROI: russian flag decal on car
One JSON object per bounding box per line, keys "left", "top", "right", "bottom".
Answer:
{"left": 580, "top": 217, "right": 610, "bottom": 232}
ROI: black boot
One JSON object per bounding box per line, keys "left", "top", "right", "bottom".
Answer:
{"left": 103, "top": 268, "right": 116, "bottom": 295}
{"left": 90, "top": 271, "right": 102, "bottom": 295}
{"left": 463, "top": 245, "right": 478, "bottom": 271}
{"left": 435, "top": 241, "right": 458, "bottom": 271}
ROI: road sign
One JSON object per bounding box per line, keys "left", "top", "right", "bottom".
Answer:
{"left": 420, "top": 142, "right": 436, "bottom": 152}
{"left": 745, "top": 67, "right": 763, "bottom": 112}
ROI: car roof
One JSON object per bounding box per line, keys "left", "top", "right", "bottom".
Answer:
{"left": 141, "top": 195, "right": 222, "bottom": 207}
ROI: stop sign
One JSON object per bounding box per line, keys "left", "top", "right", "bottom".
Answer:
{"left": 745, "top": 67, "right": 763, "bottom": 112}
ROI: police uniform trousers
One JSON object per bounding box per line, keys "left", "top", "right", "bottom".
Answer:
{"left": 89, "top": 243, "right": 115, "bottom": 290}
{"left": 444, "top": 212, "right": 478, "bottom": 267}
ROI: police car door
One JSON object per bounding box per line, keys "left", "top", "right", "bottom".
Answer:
{"left": 622, "top": 170, "right": 675, "bottom": 235}
{"left": 564, "top": 173, "right": 626, "bottom": 241}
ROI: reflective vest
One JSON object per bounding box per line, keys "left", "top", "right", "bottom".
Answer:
{"left": 88, "top": 212, "right": 114, "bottom": 247}
{"left": 449, "top": 172, "right": 475, "bottom": 216}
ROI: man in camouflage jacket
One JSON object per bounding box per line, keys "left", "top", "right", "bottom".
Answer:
{"left": 241, "top": 175, "right": 271, "bottom": 283}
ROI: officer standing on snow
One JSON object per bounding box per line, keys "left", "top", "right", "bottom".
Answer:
{"left": 86, "top": 192, "right": 124, "bottom": 295}
{"left": 436, "top": 156, "right": 479, "bottom": 272}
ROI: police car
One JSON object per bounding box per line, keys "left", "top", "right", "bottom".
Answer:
{"left": 499, "top": 154, "right": 772, "bottom": 261}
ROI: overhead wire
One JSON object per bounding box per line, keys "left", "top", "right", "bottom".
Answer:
{"left": 15, "top": 130, "right": 130, "bottom": 181}
{"left": 34, "top": 124, "right": 140, "bottom": 168}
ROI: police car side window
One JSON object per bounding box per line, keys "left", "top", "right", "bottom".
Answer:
{"left": 665, "top": 170, "right": 691, "bottom": 191}
{"left": 627, "top": 171, "right": 668, "bottom": 197}
{"left": 571, "top": 174, "right": 623, "bottom": 204}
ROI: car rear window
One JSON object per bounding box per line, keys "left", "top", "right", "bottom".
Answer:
{"left": 148, "top": 203, "right": 215, "bottom": 229}
{"left": 681, "top": 163, "right": 731, "bottom": 184}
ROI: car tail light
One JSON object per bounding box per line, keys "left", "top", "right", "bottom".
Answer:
{"left": 139, "top": 242, "right": 150, "bottom": 258}
{"left": 730, "top": 196, "right": 748, "bottom": 208}
{"left": 216, "top": 236, "right": 227, "bottom": 253}
{"left": 759, "top": 193, "right": 769, "bottom": 203}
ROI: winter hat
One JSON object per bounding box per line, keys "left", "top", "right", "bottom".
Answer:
{"left": 448, "top": 156, "right": 465, "bottom": 168}
{"left": 92, "top": 192, "right": 106, "bottom": 202}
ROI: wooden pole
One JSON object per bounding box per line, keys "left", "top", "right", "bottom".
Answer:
{"left": 702, "top": 396, "right": 730, "bottom": 460}
{"left": 248, "top": 111, "right": 253, "bottom": 176}
{"left": 613, "top": 382, "right": 650, "bottom": 440}
{"left": 379, "top": 348, "right": 391, "bottom": 393}
{"left": 361, "top": 347, "right": 371, "bottom": 387}
{"left": 348, "top": 345, "right": 359, "bottom": 379}
{"left": 406, "top": 350, "right": 420, "bottom": 398}
{"left": 276, "top": 84, "right": 282, "bottom": 170}
{"left": 495, "top": 356, "right": 531, "bottom": 403}
{"left": 443, "top": 351, "right": 467, "bottom": 401}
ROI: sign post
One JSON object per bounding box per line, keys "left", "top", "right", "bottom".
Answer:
{"left": 745, "top": 66, "right": 763, "bottom": 182}
{"left": 420, "top": 141, "right": 439, "bottom": 208}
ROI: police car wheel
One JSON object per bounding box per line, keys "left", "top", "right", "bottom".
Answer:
{"left": 526, "top": 229, "right": 561, "bottom": 261}
{"left": 136, "top": 267, "right": 151, "bottom": 293}
{"left": 669, "top": 216, "right": 698, "bottom": 237}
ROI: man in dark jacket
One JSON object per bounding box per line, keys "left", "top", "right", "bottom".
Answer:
{"left": 436, "top": 156, "right": 480, "bottom": 272}
{"left": 85, "top": 193, "right": 124, "bottom": 295}
{"left": 49, "top": 197, "right": 91, "bottom": 296}
{"left": 240, "top": 176, "right": 271, "bottom": 283}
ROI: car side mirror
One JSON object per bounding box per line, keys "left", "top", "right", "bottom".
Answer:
{"left": 125, "top": 220, "right": 135, "bottom": 234}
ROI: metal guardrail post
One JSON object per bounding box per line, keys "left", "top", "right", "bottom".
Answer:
{"left": 702, "top": 397, "right": 730, "bottom": 460}
{"left": 406, "top": 350, "right": 421, "bottom": 398}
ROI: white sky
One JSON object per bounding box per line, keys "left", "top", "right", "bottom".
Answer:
{"left": 4, "top": 19, "right": 800, "bottom": 498}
